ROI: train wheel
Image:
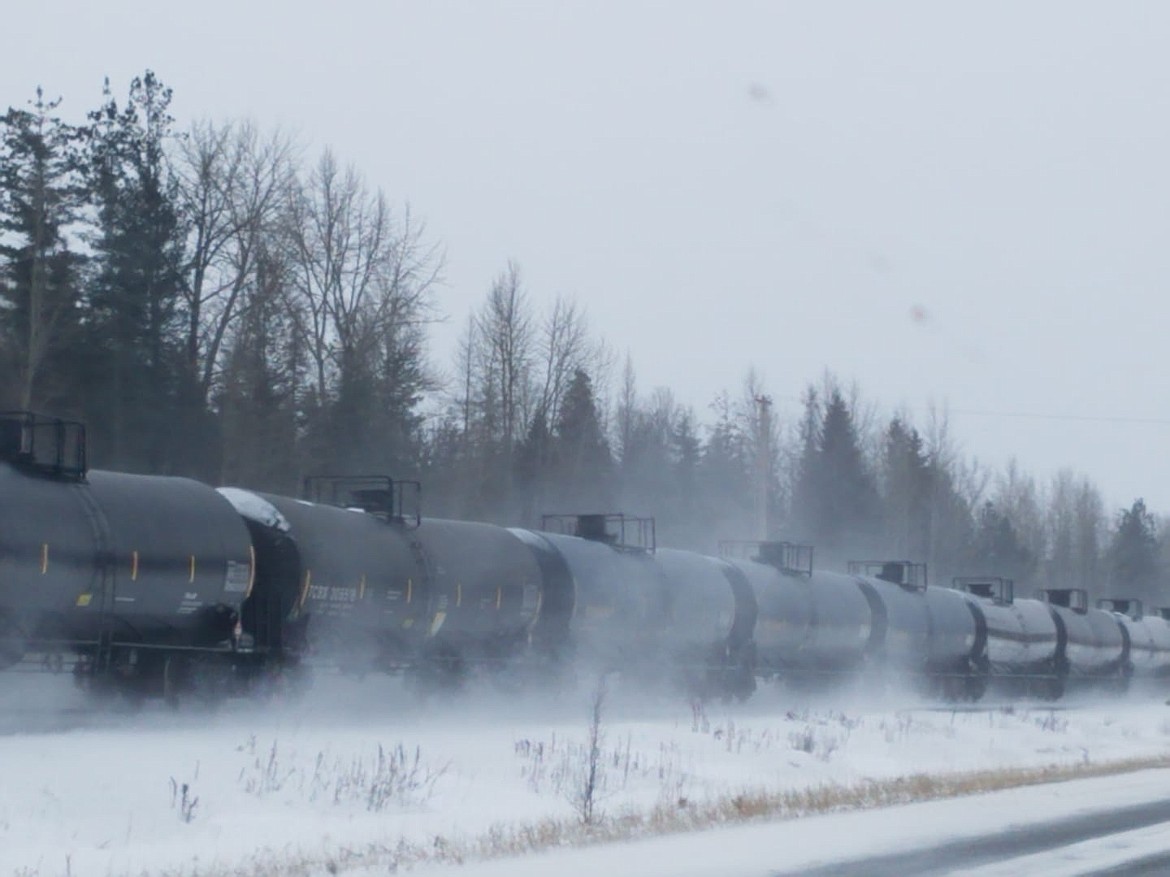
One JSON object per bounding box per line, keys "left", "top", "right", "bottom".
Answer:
{"left": 163, "top": 657, "right": 181, "bottom": 708}
{"left": 1112, "top": 670, "right": 1132, "bottom": 696}
{"left": 1033, "top": 675, "right": 1065, "bottom": 701}
{"left": 725, "top": 659, "right": 757, "bottom": 702}
{"left": 860, "top": 664, "right": 889, "bottom": 700}
{"left": 962, "top": 660, "right": 990, "bottom": 702}
{"left": 250, "top": 661, "right": 306, "bottom": 704}
{"left": 410, "top": 643, "right": 468, "bottom": 694}
{"left": 162, "top": 656, "right": 200, "bottom": 708}
{"left": 964, "top": 672, "right": 988, "bottom": 702}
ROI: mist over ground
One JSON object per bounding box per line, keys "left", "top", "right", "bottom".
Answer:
{"left": 3, "top": 666, "right": 1170, "bottom": 876}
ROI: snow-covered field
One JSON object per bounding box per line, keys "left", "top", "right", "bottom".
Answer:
{"left": 425, "top": 769, "right": 1170, "bottom": 877}
{"left": 3, "top": 671, "right": 1170, "bottom": 877}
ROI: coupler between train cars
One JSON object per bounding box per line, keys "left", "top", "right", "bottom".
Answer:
{"left": 679, "top": 643, "right": 756, "bottom": 703}
{"left": 933, "top": 658, "right": 989, "bottom": 703}
{"left": 713, "top": 647, "right": 757, "bottom": 703}
{"left": 1028, "top": 663, "right": 1067, "bottom": 702}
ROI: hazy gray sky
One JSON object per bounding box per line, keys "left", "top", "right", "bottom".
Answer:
{"left": 6, "top": 1, "right": 1170, "bottom": 512}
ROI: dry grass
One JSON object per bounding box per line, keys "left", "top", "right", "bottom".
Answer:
{"left": 131, "top": 751, "right": 1170, "bottom": 877}
{"left": 235, "top": 736, "right": 446, "bottom": 812}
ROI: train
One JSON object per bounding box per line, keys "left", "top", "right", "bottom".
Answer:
{"left": 2, "top": 409, "right": 1170, "bottom": 705}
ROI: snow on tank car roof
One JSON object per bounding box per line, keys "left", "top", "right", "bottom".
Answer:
{"left": 216, "top": 487, "right": 291, "bottom": 532}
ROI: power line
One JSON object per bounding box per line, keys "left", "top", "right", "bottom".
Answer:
{"left": 768, "top": 395, "right": 1170, "bottom": 427}
{"left": 944, "top": 409, "right": 1170, "bottom": 427}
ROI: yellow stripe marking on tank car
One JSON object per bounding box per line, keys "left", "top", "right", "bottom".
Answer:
{"left": 456, "top": 583, "right": 462, "bottom": 608}
{"left": 245, "top": 545, "right": 257, "bottom": 600}
{"left": 358, "top": 575, "right": 367, "bottom": 600}
{"left": 496, "top": 586, "right": 502, "bottom": 610}
{"left": 131, "top": 550, "right": 139, "bottom": 581}
{"left": 40, "top": 543, "right": 48, "bottom": 574}
{"left": 406, "top": 578, "right": 413, "bottom": 604}
{"left": 76, "top": 593, "right": 92, "bottom": 607}
{"left": 298, "top": 570, "right": 312, "bottom": 610}
{"left": 189, "top": 555, "right": 196, "bottom": 583}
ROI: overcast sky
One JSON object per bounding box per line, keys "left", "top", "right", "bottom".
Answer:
{"left": 6, "top": 1, "right": 1170, "bottom": 513}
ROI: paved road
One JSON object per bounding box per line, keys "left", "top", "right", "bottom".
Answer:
{"left": 1092, "top": 850, "right": 1170, "bottom": 876}
{"left": 776, "top": 796, "right": 1170, "bottom": 877}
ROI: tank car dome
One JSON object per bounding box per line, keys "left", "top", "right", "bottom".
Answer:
{"left": 217, "top": 487, "right": 292, "bottom": 533}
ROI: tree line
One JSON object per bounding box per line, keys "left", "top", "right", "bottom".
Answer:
{"left": 0, "top": 72, "right": 1163, "bottom": 605}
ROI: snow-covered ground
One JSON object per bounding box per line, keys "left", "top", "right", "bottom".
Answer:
{"left": 2, "top": 671, "right": 1170, "bottom": 876}
{"left": 424, "top": 769, "right": 1170, "bottom": 877}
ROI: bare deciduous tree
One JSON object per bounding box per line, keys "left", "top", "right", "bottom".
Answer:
{"left": 572, "top": 676, "right": 608, "bottom": 825}
{"left": 472, "top": 260, "right": 534, "bottom": 462}
{"left": 994, "top": 459, "right": 1048, "bottom": 572}
{"left": 175, "top": 120, "right": 297, "bottom": 401}
{"left": 286, "top": 150, "right": 388, "bottom": 402}
{"left": 534, "top": 295, "right": 588, "bottom": 425}
{"left": 1048, "top": 471, "right": 1105, "bottom": 591}
{"left": 283, "top": 149, "right": 441, "bottom": 472}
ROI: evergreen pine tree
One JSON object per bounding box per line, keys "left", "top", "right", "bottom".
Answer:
{"left": 82, "top": 72, "right": 189, "bottom": 472}
{"left": 881, "top": 416, "right": 932, "bottom": 558}
{"left": 671, "top": 407, "right": 702, "bottom": 532}
{"left": 788, "top": 386, "right": 822, "bottom": 541}
{"left": 515, "top": 401, "right": 553, "bottom": 524}
{"left": 0, "top": 88, "right": 87, "bottom": 411}
{"left": 1108, "top": 498, "right": 1160, "bottom": 602}
{"left": 970, "top": 501, "right": 1034, "bottom": 583}
{"left": 216, "top": 246, "right": 301, "bottom": 493}
{"left": 807, "top": 388, "right": 881, "bottom": 553}
{"left": 552, "top": 368, "right": 612, "bottom": 510}
{"left": 699, "top": 391, "right": 752, "bottom": 539}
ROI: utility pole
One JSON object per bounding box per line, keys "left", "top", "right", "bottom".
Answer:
{"left": 754, "top": 394, "right": 772, "bottom": 541}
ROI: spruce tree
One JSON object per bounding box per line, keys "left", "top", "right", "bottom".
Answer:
{"left": 552, "top": 368, "right": 612, "bottom": 510}
{"left": 807, "top": 388, "right": 881, "bottom": 553}
{"left": 881, "top": 416, "right": 932, "bottom": 558}
{"left": 515, "top": 402, "right": 553, "bottom": 524}
{"left": 671, "top": 407, "right": 703, "bottom": 535}
{"left": 0, "top": 88, "right": 87, "bottom": 411}
{"left": 699, "top": 391, "right": 752, "bottom": 538}
{"left": 1108, "top": 498, "right": 1160, "bottom": 602}
{"left": 216, "top": 246, "right": 301, "bottom": 493}
{"left": 788, "top": 386, "right": 821, "bottom": 541}
{"left": 970, "top": 501, "right": 1034, "bottom": 583}
{"left": 82, "top": 72, "right": 189, "bottom": 472}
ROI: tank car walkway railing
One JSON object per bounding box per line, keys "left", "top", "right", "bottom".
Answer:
{"left": 0, "top": 410, "right": 87, "bottom": 480}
